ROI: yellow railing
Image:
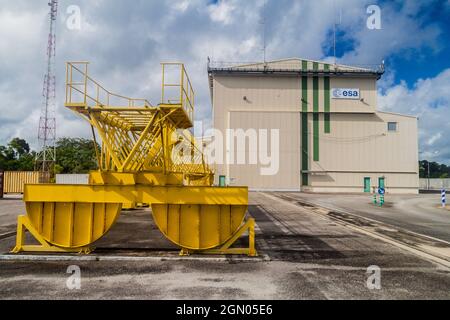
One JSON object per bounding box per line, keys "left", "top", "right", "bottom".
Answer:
{"left": 65, "top": 62, "right": 153, "bottom": 108}
{"left": 161, "top": 62, "right": 194, "bottom": 123}
{"left": 171, "top": 129, "right": 211, "bottom": 176}
{"left": 64, "top": 61, "right": 207, "bottom": 176}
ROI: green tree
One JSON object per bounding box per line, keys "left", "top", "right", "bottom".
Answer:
{"left": 8, "top": 138, "right": 30, "bottom": 158}
{"left": 0, "top": 138, "right": 35, "bottom": 171}
{"left": 55, "top": 138, "right": 99, "bottom": 174}
{"left": 419, "top": 160, "right": 450, "bottom": 178}
{"left": 1, "top": 137, "right": 99, "bottom": 173}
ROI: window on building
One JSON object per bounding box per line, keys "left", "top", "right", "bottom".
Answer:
{"left": 387, "top": 122, "right": 398, "bottom": 132}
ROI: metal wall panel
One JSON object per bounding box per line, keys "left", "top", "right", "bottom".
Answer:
{"left": 56, "top": 174, "right": 89, "bottom": 185}
{"left": 4, "top": 171, "right": 40, "bottom": 194}
{"left": 227, "top": 111, "right": 300, "bottom": 191}
{"left": 212, "top": 64, "right": 419, "bottom": 193}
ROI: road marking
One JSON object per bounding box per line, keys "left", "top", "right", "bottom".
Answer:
{"left": 0, "top": 231, "right": 16, "bottom": 240}
{"left": 276, "top": 193, "right": 450, "bottom": 246}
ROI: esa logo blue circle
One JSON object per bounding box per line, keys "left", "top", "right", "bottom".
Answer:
{"left": 332, "top": 89, "right": 341, "bottom": 98}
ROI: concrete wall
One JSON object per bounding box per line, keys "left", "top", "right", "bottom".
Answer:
{"left": 304, "top": 172, "right": 419, "bottom": 194}
{"left": 420, "top": 178, "right": 450, "bottom": 190}
{"left": 309, "top": 112, "right": 418, "bottom": 171}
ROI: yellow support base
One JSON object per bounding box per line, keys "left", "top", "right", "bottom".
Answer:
{"left": 11, "top": 215, "right": 92, "bottom": 254}
{"left": 179, "top": 218, "right": 257, "bottom": 257}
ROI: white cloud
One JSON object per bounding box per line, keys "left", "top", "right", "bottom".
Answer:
{"left": 208, "top": 0, "right": 236, "bottom": 25}
{"left": 173, "top": 1, "right": 190, "bottom": 12}
{"left": 339, "top": 1, "right": 441, "bottom": 64}
{"left": 0, "top": 0, "right": 448, "bottom": 165}
{"left": 427, "top": 133, "right": 442, "bottom": 146}
{"left": 378, "top": 69, "right": 450, "bottom": 164}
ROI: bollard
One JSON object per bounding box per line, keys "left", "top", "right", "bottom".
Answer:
{"left": 442, "top": 189, "right": 446, "bottom": 208}
{"left": 380, "top": 195, "right": 385, "bottom": 207}
{"left": 373, "top": 193, "right": 377, "bottom": 205}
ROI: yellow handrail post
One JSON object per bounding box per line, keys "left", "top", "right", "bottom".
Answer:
{"left": 69, "top": 63, "right": 73, "bottom": 102}
{"left": 161, "top": 64, "right": 165, "bottom": 103}
{"left": 180, "top": 64, "right": 184, "bottom": 110}
{"left": 84, "top": 63, "right": 88, "bottom": 105}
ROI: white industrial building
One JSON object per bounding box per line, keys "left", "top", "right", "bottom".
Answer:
{"left": 208, "top": 58, "right": 419, "bottom": 194}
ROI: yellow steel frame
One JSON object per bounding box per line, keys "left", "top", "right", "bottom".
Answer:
{"left": 23, "top": 184, "right": 248, "bottom": 205}
{"left": 12, "top": 215, "right": 92, "bottom": 254}
{"left": 14, "top": 184, "right": 253, "bottom": 255}
{"left": 11, "top": 61, "right": 256, "bottom": 256}
{"left": 65, "top": 61, "right": 210, "bottom": 182}
{"left": 179, "top": 218, "right": 257, "bottom": 256}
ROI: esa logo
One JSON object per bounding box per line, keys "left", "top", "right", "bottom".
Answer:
{"left": 332, "top": 88, "right": 360, "bottom": 100}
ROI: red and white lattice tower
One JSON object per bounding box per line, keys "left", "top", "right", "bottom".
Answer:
{"left": 35, "top": 0, "right": 58, "bottom": 177}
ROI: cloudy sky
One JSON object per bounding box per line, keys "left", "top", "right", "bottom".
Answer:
{"left": 0, "top": 0, "right": 449, "bottom": 163}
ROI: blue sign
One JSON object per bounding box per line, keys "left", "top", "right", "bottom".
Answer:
{"left": 378, "top": 188, "right": 385, "bottom": 195}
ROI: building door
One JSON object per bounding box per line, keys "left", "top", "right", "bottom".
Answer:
{"left": 378, "top": 177, "right": 385, "bottom": 189}
{"left": 364, "top": 177, "right": 371, "bottom": 193}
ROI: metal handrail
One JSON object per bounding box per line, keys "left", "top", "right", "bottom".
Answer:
{"left": 161, "top": 63, "right": 194, "bottom": 123}
{"left": 207, "top": 60, "right": 385, "bottom": 74}
{"left": 66, "top": 62, "right": 153, "bottom": 109}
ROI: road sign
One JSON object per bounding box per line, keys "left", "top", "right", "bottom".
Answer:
{"left": 378, "top": 188, "right": 385, "bottom": 195}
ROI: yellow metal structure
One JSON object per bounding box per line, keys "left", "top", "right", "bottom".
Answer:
{"left": 12, "top": 61, "right": 256, "bottom": 256}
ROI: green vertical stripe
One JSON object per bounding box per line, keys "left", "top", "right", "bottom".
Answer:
{"left": 302, "top": 77, "right": 308, "bottom": 112}
{"left": 313, "top": 62, "right": 319, "bottom": 71}
{"left": 313, "top": 114, "right": 319, "bottom": 161}
{"left": 301, "top": 63, "right": 309, "bottom": 186}
{"left": 324, "top": 76, "right": 330, "bottom": 133}
{"left": 324, "top": 114, "right": 330, "bottom": 133}
{"left": 301, "top": 113, "right": 308, "bottom": 186}
{"left": 324, "top": 64, "right": 330, "bottom": 71}
{"left": 313, "top": 72, "right": 319, "bottom": 161}
{"left": 302, "top": 60, "right": 308, "bottom": 71}
{"left": 313, "top": 77, "right": 319, "bottom": 112}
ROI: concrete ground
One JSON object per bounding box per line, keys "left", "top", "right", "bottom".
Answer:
{"left": 0, "top": 195, "right": 24, "bottom": 236}
{"left": 278, "top": 192, "right": 450, "bottom": 242}
{"left": 0, "top": 193, "right": 449, "bottom": 300}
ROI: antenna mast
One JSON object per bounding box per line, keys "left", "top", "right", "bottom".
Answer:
{"left": 333, "top": 0, "right": 341, "bottom": 67}
{"left": 262, "top": 0, "right": 267, "bottom": 65}
{"left": 36, "top": 0, "right": 58, "bottom": 179}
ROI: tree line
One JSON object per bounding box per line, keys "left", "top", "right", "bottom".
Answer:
{"left": 419, "top": 160, "right": 450, "bottom": 179}
{"left": 0, "top": 137, "right": 99, "bottom": 174}
{"left": 1, "top": 137, "right": 449, "bottom": 178}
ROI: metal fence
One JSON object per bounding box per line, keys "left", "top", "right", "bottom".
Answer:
{"left": 420, "top": 178, "right": 450, "bottom": 190}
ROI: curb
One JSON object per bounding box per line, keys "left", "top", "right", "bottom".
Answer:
{"left": 0, "top": 253, "right": 270, "bottom": 263}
